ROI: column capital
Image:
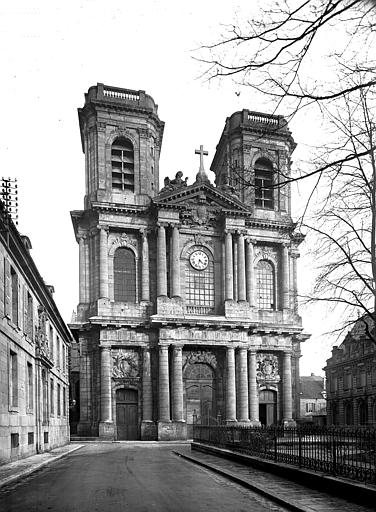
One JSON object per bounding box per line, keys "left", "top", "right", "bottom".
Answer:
{"left": 281, "top": 241, "right": 291, "bottom": 248}
{"left": 158, "top": 344, "right": 170, "bottom": 350}
{"left": 156, "top": 222, "right": 168, "bottom": 229}
{"left": 97, "top": 224, "right": 109, "bottom": 233}
{"left": 172, "top": 344, "right": 183, "bottom": 352}
{"left": 290, "top": 251, "right": 300, "bottom": 259}
{"left": 140, "top": 227, "right": 152, "bottom": 237}
{"left": 235, "top": 229, "right": 247, "bottom": 237}
{"left": 245, "top": 237, "right": 257, "bottom": 245}
{"left": 77, "top": 233, "right": 88, "bottom": 242}
{"left": 224, "top": 229, "right": 235, "bottom": 235}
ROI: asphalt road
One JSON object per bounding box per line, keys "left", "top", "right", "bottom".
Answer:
{"left": 0, "top": 443, "right": 287, "bottom": 512}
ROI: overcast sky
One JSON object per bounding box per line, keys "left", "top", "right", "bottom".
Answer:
{"left": 0, "top": 0, "right": 339, "bottom": 376}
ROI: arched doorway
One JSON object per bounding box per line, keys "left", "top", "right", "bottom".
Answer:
{"left": 259, "top": 389, "right": 277, "bottom": 426}
{"left": 184, "top": 363, "right": 216, "bottom": 437}
{"left": 116, "top": 388, "right": 139, "bottom": 440}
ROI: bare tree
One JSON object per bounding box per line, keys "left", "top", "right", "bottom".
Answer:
{"left": 302, "top": 86, "right": 376, "bottom": 342}
{"left": 200, "top": 0, "right": 376, "bottom": 114}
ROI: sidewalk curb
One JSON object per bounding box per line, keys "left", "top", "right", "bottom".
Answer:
{"left": 0, "top": 444, "right": 84, "bottom": 490}
{"left": 190, "top": 443, "right": 376, "bottom": 508}
{"left": 174, "top": 450, "right": 311, "bottom": 512}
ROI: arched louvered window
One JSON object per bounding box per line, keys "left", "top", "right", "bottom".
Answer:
{"left": 256, "top": 260, "right": 275, "bottom": 310}
{"left": 111, "top": 137, "right": 134, "bottom": 192}
{"left": 255, "top": 158, "right": 274, "bottom": 209}
{"left": 114, "top": 248, "right": 136, "bottom": 302}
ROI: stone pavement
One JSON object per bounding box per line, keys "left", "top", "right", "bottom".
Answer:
{"left": 174, "top": 447, "right": 376, "bottom": 512}
{"left": 0, "top": 443, "right": 83, "bottom": 490}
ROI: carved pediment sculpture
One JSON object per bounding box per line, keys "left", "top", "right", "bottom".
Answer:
{"left": 257, "top": 353, "right": 280, "bottom": 382}
{"left": 183, "top": 350, "right": 218, "bottom": 369}
{"left": 160, "top": 171, "right": 188, "bottom": 194}
{"left": 112, "top": 350, "right": 139, "bottom": 379}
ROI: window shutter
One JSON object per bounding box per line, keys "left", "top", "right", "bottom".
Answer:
{"left": 4, "top": 259, "right": 11, "bottom": 317}
{"left": 23, "top": 285, "right": 28, "bottom": 334}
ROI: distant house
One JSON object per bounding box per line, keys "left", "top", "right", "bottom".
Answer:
{"left": 324, "top": 316, "right": 376, "bottom": 426}
{"left": 299, "top": 374, "right": 326, "bottom": 423}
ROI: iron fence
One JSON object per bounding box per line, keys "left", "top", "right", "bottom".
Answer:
{"left": 193, "top": 424, "right": 376, "bottom": 485}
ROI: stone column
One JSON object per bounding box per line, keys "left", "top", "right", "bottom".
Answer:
{"left": 172, "top": 346, "right": 184, "bottom": 421}
{"left": 142, "top": 347, "right": 152, "bottom": 421}
{"left": 141, "top": 230, "right": 150, "bottom": 301}
{"left": 238, "top": 347, "right": 249, "bottom": 422}
{"left": 282, "top": 351, "right": 294, "bottom": 425}
{"left": 99, "top": 227, "right": 109, "bottom": 299}
{"left": 237, "top": 233, "right": 246, "bottom": 302}
{"left": 171, "top": 225, "right": 181, "bottom": 298}
{"left": 233, "top": 241, "right": 238, "bottom": 302}
{"left": 99, "top": 346, "right": 114, "bottom": 438}
{"left": 158, "top": 346, "right": 170, "bottom": 421}
{"left": 282, "top": 244, "right": 290, "bottom": 309}
{"left": 226, "top": 346, "right": 237, "bottom": 422}
{"left": 78, "top": 235, "right": 86, "bottom": 303}
{"left": 248, "top": 350, "right": 260, "bottom": 424}
{"left": 157, "top": 224, "right": 167, "bottom": 297}
{"left": 246, "top": 239, "right": 255, "bottom": 307}
{"left": 291, "top": 252, "right": 299, "bottom": 312}
{"left": 225, "top": 231, "right": 234, "bottom": 301}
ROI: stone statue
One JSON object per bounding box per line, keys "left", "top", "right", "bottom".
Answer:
{"left": 160, "top": 172, "right": 188, "bottom": 194}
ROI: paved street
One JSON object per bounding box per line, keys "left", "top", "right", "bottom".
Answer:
{"left": 0, "top": 443, "right": 287, "bottom": 512}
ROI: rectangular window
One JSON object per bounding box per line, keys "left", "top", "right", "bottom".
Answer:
{"left": 360, "top": 371, "right": 366, "bottom": 387}
{"left": 28, "top": 432, "right": 34, "bottom": 445}
{"left": 27, "top": 363, "right": 33, "bottom": 410}
{"left": 10, "top": 266, "right": 18, "bottom": 325}
{"left": 44, "top": 432, "right": 49, "bottom": 444}
{"left": 11, "top": 433, "right": 19, "bottom": 449}
{"left": 50, "top": 378, "right": 54, "bottom": 415}
{"left": 9, "top": 350, "right": 18, "bottom": 408}
{"left": 27, "top": 291, "right": 33, "bottom": 340}
{"left": 49, "top": 325, "right": 54, "bottom": 361}
{"left": 63, "top": 386, "right": 66, "bottom": 416}
{"left": 57, "top": 383, "right": 61, "bottom": 416}
{"left": 56, "top": 336, "right": 60, "bottom": 369}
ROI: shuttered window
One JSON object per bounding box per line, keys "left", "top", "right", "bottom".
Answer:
{"left": 114, "top": 248, "right": 136, "bottom": 302}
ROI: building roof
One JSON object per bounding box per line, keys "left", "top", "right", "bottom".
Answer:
{"left": 300, "top": 375, "right": 325, "bottom": 399}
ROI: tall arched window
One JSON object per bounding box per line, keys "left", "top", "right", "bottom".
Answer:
{"left": 111, "top": 137, "right": 134, "bottom": 192}
{"left": 255, "top": 158, "right": 274, "bottom": 209}
{"left": 256, "top": 260, "right": 275, "bottom": 310}
{"left": 114, "top": 248, "right": 136, "bottom": 302}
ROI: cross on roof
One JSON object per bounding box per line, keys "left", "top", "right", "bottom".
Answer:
{"left": 195, "top": 145, "right": 208, "bottom": 172}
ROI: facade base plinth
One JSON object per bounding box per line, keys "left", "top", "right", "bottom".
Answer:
{"left": 99, "top": 421, "right": 115, "bottom": 439}
{"left": 141, "top": 421, "right": 157, "bottom": 440}
{"left": 249, "top": 419, "right": 261, "bottom": 427}
{"left": 158, "top": 420, "right": 187, "bottom": 440}
{"left": 77, "top": 421, "right": 95, "bottom": 437}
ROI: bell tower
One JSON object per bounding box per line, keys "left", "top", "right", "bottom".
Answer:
{"left": 78, "top": 83, "right": 165, "bottom": 208}
{"left": 211, "top": 109, "right": 296, "bottom": 221}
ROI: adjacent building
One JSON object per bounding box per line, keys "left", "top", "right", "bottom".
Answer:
{"left": 69, "top": 83, "right": 307, "bottom": 441}
{"left": 299, "top": 374, "right": 326, "bottom": 424}
{"left": 0, "top": 201, "right": 72, "bottom": 462}
{"left": 325, "top": 316, "right": 376, "bottom": 426}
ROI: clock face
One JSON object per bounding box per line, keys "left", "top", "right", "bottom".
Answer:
{"left": 190, "top": 250, "right": 209, "bottom": 270}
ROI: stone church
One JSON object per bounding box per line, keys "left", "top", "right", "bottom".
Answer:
{"left": 69, "top": 83, "right": 307, "bottom": 440}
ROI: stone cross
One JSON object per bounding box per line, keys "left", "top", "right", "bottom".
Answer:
{"left": 195, "top": 145, "right": 208, "bottom": 172}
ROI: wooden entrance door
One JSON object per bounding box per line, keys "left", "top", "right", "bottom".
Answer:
{"left": 116, "top": 389, "right": 139, "bottom": 440}
{"left": 184, "top": 363, "right": 215, "bottom": 437}
{"left": 259, "top": 390, "right": 277, "bottom": 426}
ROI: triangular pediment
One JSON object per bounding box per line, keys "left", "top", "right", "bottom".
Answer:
{"left": 153, "top": 182, "right": 250, "bottom": 214}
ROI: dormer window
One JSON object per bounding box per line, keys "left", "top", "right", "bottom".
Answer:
{"left": 255, "top": 158, "right": 274, "bottom": 209}
{"left": 111, "top": 137, "right": 134, "bottom": 192}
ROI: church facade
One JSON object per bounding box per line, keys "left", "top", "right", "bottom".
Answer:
{"left": 69, "top": 83, "right": 306, "bottom": 440}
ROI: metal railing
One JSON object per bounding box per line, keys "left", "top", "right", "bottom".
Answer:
{"left": 193, "top": 424, "right": 376, "bottom": 485}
